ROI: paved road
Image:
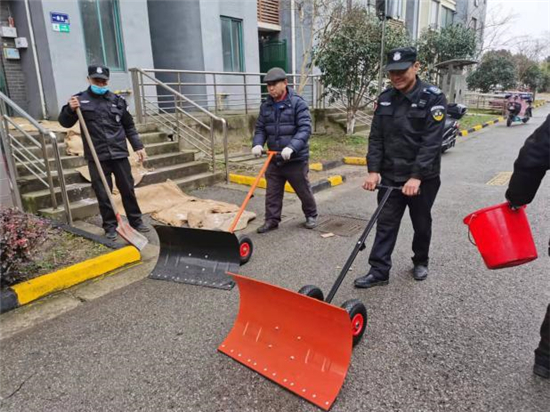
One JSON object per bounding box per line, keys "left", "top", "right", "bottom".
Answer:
{"left": 1, "top": 108, "right": 549, "bottom": 411}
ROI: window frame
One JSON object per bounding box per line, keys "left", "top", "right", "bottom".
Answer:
{"left": 429, "top": 0, "right": 440, "bottom": 29}
{"left": 440, "top": 6, "right": 454, "bottom": 28}
{"left": 220, "top": 16, "right": 245, "bottom": 73}
{"left": 79, "top": 0, "right": 126, "bottom": 72}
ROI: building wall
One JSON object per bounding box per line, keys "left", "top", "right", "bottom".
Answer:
{"left": 28, "top": 0, "right": 154, "bottom": 117}
{"left": 1, "top": 1, "right": 28, "bottom": 112}
{"left": 455, "top": 0, "right": 487, "bottom": 44}
{"left": 198, "top": 0, "right": 260, "bottom": 110}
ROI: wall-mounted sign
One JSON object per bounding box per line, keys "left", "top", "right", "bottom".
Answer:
{"left": 50, "top": 12, "right": 70, "bottom": 33}
{"left": 3, "top": 48, "right": 21, "bottom": 60}
{"left": 15, "top": 37, "right": 28, "bottom": 48}
{"left": 1, "top": 26, "right": 17, "bottom": 38}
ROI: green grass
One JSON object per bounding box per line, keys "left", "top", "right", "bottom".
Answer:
{"left": 309, "top": 133, "right": 367, "bottom": 162}
{"left": 459, "top": 114, "right": 498, "bottom": 131}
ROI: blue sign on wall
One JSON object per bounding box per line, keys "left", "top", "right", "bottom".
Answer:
{"left": 50, "top": 12, "right": 70, "bottom": 25}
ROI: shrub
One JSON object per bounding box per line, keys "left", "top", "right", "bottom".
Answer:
{"left": 1, "top": 208, "right": 48, "bottom": 287}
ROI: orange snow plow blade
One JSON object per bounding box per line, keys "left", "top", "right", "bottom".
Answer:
{"left": 218, "top": 273, "right": 352, "bottom": 410}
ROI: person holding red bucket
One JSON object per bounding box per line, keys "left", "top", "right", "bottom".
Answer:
{"left": 466, "top": 115, "right": 549, "bottom": 378}
{"left": 506, "top": 114, "right": 549, "bottom": 379}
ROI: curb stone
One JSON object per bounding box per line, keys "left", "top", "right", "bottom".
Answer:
{"left": 229, "top": 173, "right": 346, "bottom": 194}
{"left": 0, "top": 246, "right": 141, "bottom": 314}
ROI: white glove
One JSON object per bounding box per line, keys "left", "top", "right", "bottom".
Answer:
{"left": 252, "top": 145, "right": 263, "bottom": 158}
{"left": 281, "top": 147, "right": 294, "bottom": 160}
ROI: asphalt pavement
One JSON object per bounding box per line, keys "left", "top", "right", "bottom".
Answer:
{"left": 1, "top": 107, "right": 549, "bottom": 412}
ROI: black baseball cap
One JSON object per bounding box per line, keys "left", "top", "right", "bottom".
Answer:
{"left": 385, "top": 47, "right": 417, "bottom": 71}
{"left": 88, "top": 65, "right": 110, "bottom": 80}
{"left": 264, "top": 67, "right": 287, "bottom": 83}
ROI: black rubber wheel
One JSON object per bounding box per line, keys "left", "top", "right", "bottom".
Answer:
{"left": 238, "top": 235, "right": 253, "bottom": 265}
{"left": 341, "top": 299, "right": 368, "bottom": 347}
{"left": 506, "top": 118, "right": 512, "bottom": 127}
{"left": 298, "top": 285, "right": 324, "bottom": 301}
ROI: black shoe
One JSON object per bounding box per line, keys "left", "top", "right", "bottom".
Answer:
{"left": 105, "top": 230, "right": 117, "bottom": 240}
{"left": 413, "top": 265, "right": 429, "bottom": 281}
{"left": 131, "top": 223, "right": 151, "bottom": 233}
{"left": 257, "top": 222, "right": 279, "bottom": 234}
{"left": 534, "top": 354, "right": 550, "bottom": 379}
{"left": 304, "top": 216, "right": 318, "bottom": 229}
{"left": 354, "top": 273, "right": 389, "bottom": 289}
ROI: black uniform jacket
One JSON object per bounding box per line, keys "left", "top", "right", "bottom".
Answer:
{"left": 506, "top": 114, "right": 550, "bottom": 254}
{"left": 58, "top": 88, "right": 143, "bottom": 162}
{"left": 367, "top": 77, "right": 447, "bottom": 182}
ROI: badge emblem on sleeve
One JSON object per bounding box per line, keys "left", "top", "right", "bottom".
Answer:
{"left": 431, "top": 105, "right": 445, "bottom": 122}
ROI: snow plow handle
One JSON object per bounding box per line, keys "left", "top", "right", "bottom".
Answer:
{"left": 228, "top": 151, "right": 277, "bottom": 233}
{"left": 325, "top": 185, "right": 398, "bottom": 303}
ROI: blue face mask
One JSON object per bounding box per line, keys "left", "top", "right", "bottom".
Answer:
{"left": 90, "top": 84, "right": 109, "bottom": 95}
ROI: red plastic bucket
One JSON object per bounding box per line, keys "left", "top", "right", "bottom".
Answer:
{"left": 463, "top": 202, "right": 538, "bottom": 269}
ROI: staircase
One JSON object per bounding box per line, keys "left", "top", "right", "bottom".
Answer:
{"left": 16, "top": 123, "right": 224, "bottom": 221}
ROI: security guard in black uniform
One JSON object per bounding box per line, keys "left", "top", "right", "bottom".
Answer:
{"left": 58, "top": 65, "right": 149, "bottom": 240}
{"left": 355, "top": 47, "right": 447, "bottom": 288}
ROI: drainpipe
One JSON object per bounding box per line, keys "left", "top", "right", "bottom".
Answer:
{"left": 24, "top": 0, "right": 48, "bottom": 119}
{"left": 291, "top": 0, "right": 297, "bottom": 79}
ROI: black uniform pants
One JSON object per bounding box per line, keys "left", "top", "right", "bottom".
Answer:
{"left": 368, "top": 176, "right": 441, "bottom": 278}
{"left": 536, "top": 303, "right": 550, "bottom": 360}
{"left": 88, "top": 158, "right": 143, "bottom": 232}
{"left": 264, "top": 161, "right": 317, "bottom": 224}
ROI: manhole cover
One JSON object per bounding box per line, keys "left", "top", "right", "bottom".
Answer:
{"left": 313, "top": 215, "right": 367, "bottom": 237}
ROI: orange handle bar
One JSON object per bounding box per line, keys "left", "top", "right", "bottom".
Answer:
{"left": 228, "top": 151, "right": 276, "bottom": 233}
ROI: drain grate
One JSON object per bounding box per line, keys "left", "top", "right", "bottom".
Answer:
{"left": 313, "top": 214, "right": 367, "bottom": 237}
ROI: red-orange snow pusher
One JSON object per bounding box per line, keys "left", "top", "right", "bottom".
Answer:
{"left": 150, "top": 151, "right": 276, "bottom": 290}
{"left": 219, "top": 185, "right": 400, "bottom": 410}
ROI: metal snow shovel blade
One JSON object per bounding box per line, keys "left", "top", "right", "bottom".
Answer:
{"left": 149, "top": 152, "right": 276, "bottom": 290}
{"left": 76, "top": 108, "right": 148, "bottom": 251}
{"left": 218, "top": 273, "right": 353, "bottom": 411}
{"left": 149, "top": 225, "right": 239, "bottom": 290}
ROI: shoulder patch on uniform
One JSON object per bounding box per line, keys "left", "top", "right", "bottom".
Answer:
{"left": 431, "top": 105, "right": 445, "bottom": 121}
{"left": 426, "top": 86, "right": 442, "bottom": 95}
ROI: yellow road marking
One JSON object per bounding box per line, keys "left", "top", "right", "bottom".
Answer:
{"left": 343, "top": 157, "right": 367, "bottom": 166}
{"left": 328, "top": 175, "right": 343, "bottom": 186}
{"left": 12, "top": 246, "right": 141, "bottom": 305}
{"left": 309, "top": 163, "right": 323, "bottom": 171}
{"left": 486, "top": 172, "right": 513, "bottom": 186}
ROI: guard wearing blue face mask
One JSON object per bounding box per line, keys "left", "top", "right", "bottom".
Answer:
{"left": 58, "top": 65, "right": 149, "bottom": 240}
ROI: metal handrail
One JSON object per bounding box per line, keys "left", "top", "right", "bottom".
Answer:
{"left": 131, "top": 68, "right": 229, "bottom": 181}
{"left": 0, "top": 91, "right": 72, "bottom": 224}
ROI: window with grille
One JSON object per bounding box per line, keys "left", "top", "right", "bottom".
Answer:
{"left": 79, "top": 0, "right": 125, "bottom": 70}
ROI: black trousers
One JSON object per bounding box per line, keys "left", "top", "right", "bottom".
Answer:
{"left": 264, "top": 161, "right": 318, "bottom": 224}
{"left": 88, "top": 158, "right": 143, "bottom": 232}
{"left": 536, "top": 303, "right": 550, "bottom": 360}
{"left": 368, "top": 176, "right": 441, "bottom": 278}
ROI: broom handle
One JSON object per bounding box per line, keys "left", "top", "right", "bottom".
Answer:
{"left": 76, "top": 107, "right": 120, "bottom": 217}
{"left": 228, "top": 151, "right": 276, "bottom": 234}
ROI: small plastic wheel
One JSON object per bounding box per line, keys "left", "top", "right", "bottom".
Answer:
{"left": 238, "top": 235, "right": 253, "bottom": 265}
{"left": 341, "top": 299, "right": 368, "bottom": 347}
{"left": 298, "top": 285, "right": 324, "bottom": 301}
{"left": 506, "top": 118, "right": 512, "bottom": 127}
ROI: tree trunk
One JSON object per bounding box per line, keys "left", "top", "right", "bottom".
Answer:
{"left": 346, "top": 109, "right": 356, "bottom": 135}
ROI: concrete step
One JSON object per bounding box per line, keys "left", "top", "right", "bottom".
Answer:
{"left": 16, "top": 149, "right": 196, "bottom": 194}
{"left": 19, "top": 139, "right": 180, "bottom": 160}
{"left": 16, "top": 149, "right": 194, "bottom": 178}
{"left": 21, "top": 160, "right": 210, "bottom": 212}
{"left": 39, "top": 171, "right": 225, "bottom": 222}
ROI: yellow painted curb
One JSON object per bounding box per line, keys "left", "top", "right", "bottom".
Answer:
{"left": 343, "top": 157, "right": 367, "bottom": 166}
{"left": 485, "top": 120, "right": 495, "bottom": 125}
{"left": 328, "top": 175, "right": 344, "bottom": 186}
{"left": 460, "top": 130, "right": 468, "bottom": 136}
{"left": 309, "top": 163, "right": 323, "bottom": 171}
{"left": 498, "top": 117, "right": 505, "bottom": 122}
{"left": 473, "top": 124, "right": 483, "bottom": 131}
{"left": 12, "top": 246, "right": 141, "bottom": 305}
{"left": 229, "top": 174, "right": 295, "bottom": 193}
